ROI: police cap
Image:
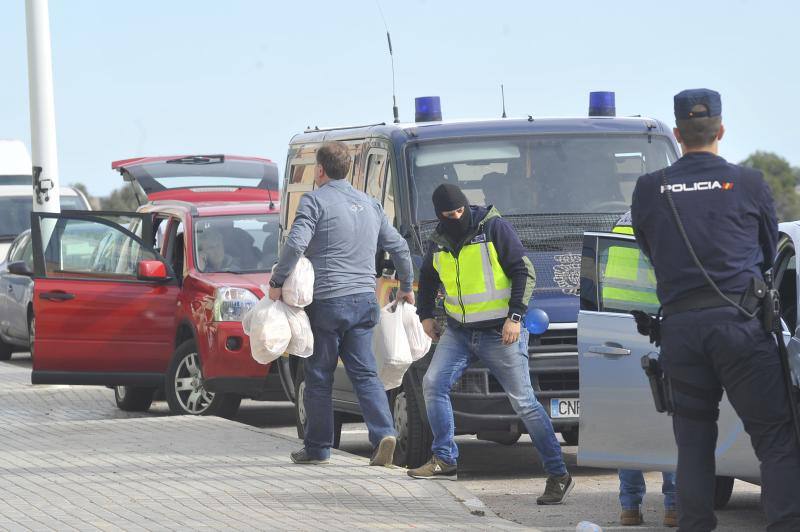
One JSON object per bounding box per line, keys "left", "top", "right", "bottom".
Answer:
{"left": 674, "top": 88, "right": 721, "bottom": 120}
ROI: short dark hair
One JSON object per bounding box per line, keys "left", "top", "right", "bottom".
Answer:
{"left": 676, "top": 105, "right": 722, "bottom": 148}
{"left": 316, "top": 141, "right": 351, "bottom": 180}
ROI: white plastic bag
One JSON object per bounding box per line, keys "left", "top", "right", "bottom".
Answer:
{"left": 372, "top": 302, "right": 413, "bottom": 390}
{"left": 242, "top": 298, "right": 291, "bottom": 364}
{"left": 281, "top": 257, "right": 314, "bottom": 308}
{"left": 399, "top": 302, "right": 432, "bottom": 361}
{"left": 285, "top": 305, "right": 314, "bottom": 358}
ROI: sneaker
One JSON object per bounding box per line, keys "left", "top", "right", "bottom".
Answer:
{"left": 620, "top": 508, "right": 643, "bottom": 526}
{"left": 407, "top": 456, "right": 458, "bottom": 481}
{"left": 290, "top": 448, "right": 329, "bottom": 465}
{"left": 663, "top": 508, "right": 678, "bottom": 528}
{"left": 536, "top": 473, "right": 574, "bottom": 505}
{"left": 369, "top": 436, "right": 396, "bottom": 466}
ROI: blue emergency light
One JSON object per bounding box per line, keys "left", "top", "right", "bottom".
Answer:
{"left": 589, "top": 91, "right": 616, "bottom": 117}
{"left": 415, "top": 96, "right": 442, "bottom": 122}
{"left": 524, "top": 308, "right": 550, "bottom": 335}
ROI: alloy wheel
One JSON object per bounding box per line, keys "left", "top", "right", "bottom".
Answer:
{"left": 173, "top": 351, "right": 215, "bottom": 414}
{"left": 393, "top": 391, "right": 409, "bottom": 456}
{"left": 297, "top": 380, "right": 307, "bottom": 426}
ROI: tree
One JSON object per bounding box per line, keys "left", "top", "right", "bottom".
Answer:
{"left": 740, "top": 151, "right": 800, "bottom": 221}
{"left": 100, "top": 185, "right": 141, "bottom": 211}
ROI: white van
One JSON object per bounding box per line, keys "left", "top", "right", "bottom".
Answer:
{"left": 0, "top": 140, "right": 34, "bottom": 185}
{"left": 0, "top": 140, "right": 93, "bottom": 258}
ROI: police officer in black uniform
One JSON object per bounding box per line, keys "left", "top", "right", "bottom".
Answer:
{"left": 631, "top": 89, "right": 800, "bottom": 531}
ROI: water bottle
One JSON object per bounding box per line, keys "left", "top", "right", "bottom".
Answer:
{"left": 575, "top": 522, "right": 603, "bottom": 532}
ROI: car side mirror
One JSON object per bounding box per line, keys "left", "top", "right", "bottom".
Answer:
{"left": 138, "top": 260, "right": 171, "bottom": 282}
{"left": 7, "top": 261, "right": 33, "bottom": 277}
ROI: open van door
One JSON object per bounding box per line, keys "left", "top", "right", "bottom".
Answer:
{"left": 577, "top": 231, "right": 760, "bottom": 480}
{"left": 30, "top": 211, "right": 179, "bottom": 386}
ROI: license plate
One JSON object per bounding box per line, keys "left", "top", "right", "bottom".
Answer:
{"left": 550, "top": 398, "right": 580, "bottom": 418}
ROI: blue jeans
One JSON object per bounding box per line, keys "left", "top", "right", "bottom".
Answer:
{"left": 422, "top": 324, "right": 567, "bottom": 476}
{"left": 619, "top": 469, "right": 677, "bottom": 510}
{"left": 303, "top": 293, "right": 395, "bottom": 460}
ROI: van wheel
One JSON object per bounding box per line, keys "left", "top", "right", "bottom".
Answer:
{"left": 561, "top": 428, "right": 579, "bottom": 446}
{"left": 114, "top": 386, "right": 155, "bottom": 412}
{"left": 293, "top": 364, "right": 342, "bottom": 447}
{"left": 714, "top": 476, "right": 734, "bottom": 509}
{"left": 391, "top": 379, "right": 432, "bottom": 468}
{"left": 165, "top": 340, "right": 241, "bottom": 418}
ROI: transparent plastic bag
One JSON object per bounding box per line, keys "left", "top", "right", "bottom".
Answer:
{"left": 281, "top": 257, "right": 314, "bottom": 308}
{"left": 242, "top": 297, "right": 291, "bottom": 364}
{"left": 400, "top": 302, "right": 432, "bottom": 361}
{"left": 285, "top": 305, "right": 314, "bottom": 358}
{"left": 372, "top": 302, "right": 412, "bottom": 390}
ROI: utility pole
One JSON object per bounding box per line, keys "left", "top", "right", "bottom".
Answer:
{"left": 25, "top": 0, "right": 60, "bottom": 214}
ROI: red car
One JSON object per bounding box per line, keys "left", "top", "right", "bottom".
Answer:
{"left": 28, "top": 154, "right": 281, "bottom": 417}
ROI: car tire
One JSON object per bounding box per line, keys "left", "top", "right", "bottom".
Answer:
{"left": 561, "top": 428, "right": 579, "bottom": 446}
{"left": 27, "top": 312, "right": 35, "bottom": 363}
{"left": 114, "top": 386, "right": 155, "bottom": 412}
{"left": 391, "top": 376, "right": 433, "bottom": 468}
{"left": 293, "top": 365, "right": 343, "bottom": 448}
{"left": 165, "top": 339, "right": 241, "bottom": 418}
{"left": 483, "top": 433, "right": 522, "bottom": 446}
{"left": 713, "top": 475, "right": 734, "bottom": 510}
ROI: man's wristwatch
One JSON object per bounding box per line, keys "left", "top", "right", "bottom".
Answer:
{"left": 268, "top": 279, "right": 282, "bottom": 289}
{"left": 509, "top": 313, "right": 522, "bottom": 323}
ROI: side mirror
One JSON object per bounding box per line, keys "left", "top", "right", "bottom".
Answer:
{"left": 138, "top": 260, "right": 171, "bottom": 282}
{"left": 7, "top": 261, "right": 33, "bottom": 277}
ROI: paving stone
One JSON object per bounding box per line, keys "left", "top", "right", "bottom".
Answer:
{"left": 0, "top": 362, "right": 525, "bottom": 530}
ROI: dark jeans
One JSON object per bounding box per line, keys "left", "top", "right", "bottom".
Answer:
{"left": 302, "top": 293, "right": 395, "bottom": 460}
{"left": 661, "top": 307, "right": 800, "bottom": 532}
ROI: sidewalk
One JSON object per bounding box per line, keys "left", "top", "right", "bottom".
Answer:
{"left": 0, "top": 362, "right": 526, "bottom": 531}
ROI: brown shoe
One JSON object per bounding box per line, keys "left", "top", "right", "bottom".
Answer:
{"left": 620, "top": 508, "right": 643, "bottom": 526}
{"left": 369, "top": 436, "right": 396, "bottom": 466}
{"left": 663, "top": 508, "right": 678, "bottom": 528}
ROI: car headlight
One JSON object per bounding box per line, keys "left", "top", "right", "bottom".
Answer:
{"left": 212, "top": 287, "right": 258, "bottom": 322}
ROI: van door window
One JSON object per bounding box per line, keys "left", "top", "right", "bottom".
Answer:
{"left": 383, "top": 163, "right": 396, "bottom": 227}
{"left": 365, "top": 149, "right": 388, "bottom": 201}
{"left": 596, "top": 236, "right": 660, "bottom": 315}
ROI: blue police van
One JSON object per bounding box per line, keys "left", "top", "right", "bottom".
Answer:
{"left": 277, "top": 94, "right": 681, "bottom": 467}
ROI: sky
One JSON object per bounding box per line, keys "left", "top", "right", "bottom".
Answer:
{"left": 1, "top": 0, "right": 799, "bottom": 197}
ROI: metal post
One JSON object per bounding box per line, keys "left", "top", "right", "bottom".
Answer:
{"left": 25, "top": 0, "right": 60, "bottom": 214}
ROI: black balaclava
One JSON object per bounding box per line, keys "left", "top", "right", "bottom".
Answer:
{"left": 432, "top": 184, "right": 472, "bottom": 243}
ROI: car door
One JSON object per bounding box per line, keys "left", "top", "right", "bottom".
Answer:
{"left": 0, "top": 235, "right": 24, "bottom": 340}
{"left": 30, "top": 211, "right": 179, "bottom": 386}
{"left": 6, "top": 233, "right": 34, "bottom": 342}
{"left": 577, "top": 231, "right": 760, "bottom": 480}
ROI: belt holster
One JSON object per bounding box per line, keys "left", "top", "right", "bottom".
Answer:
{"left": 641, "top": 354, "right": 672, "bottom": 414}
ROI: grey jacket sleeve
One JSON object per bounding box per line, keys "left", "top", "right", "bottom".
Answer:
{"left": 271, "top": 194, "right": 320, "bottom": 286}
{"left": 376, "top": 206, "right": 414, "bottom": 292}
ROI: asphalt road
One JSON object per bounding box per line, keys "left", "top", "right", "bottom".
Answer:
{"left": 5, "top": 353, "right": 766, "bottom": 531}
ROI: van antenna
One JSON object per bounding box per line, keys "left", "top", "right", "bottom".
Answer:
{"left": 376, "top": 1, "right": 400, "bottom": 123}
{"left": 267, "top": 187, "right": 276, "bottom": 210}
{"left": 501, "top": 84, "right": 507, "bottom": 118}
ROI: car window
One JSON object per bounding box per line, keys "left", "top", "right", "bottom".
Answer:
{"left": 365, "top": 149, "right": 388, "bottom": 201}
{"left": 383, "top": 163, "right": 396, "bottom": 227}
{"left": 194, "top": 214, "right": 278, "bottom": 273}
{"left": 43, "top": 218, "right": 158, "bottom": 279}
{"left": 9, "top": 235, "right": 30, "bottom": 263}
{"left": 597, "top": 236, "right": 660, "bottom": 315}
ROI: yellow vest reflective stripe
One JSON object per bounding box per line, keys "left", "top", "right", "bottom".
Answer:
{"left": 433, "top": 240, "right": 511, "bottom": 323}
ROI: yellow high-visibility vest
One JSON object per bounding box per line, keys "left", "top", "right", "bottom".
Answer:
{"left": 433, "top": 236, "right": 512, "bottom": 324}
{"left": 602, "top": 224, "right": 658, "bottom": 308}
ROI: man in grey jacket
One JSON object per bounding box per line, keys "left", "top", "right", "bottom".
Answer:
{"left": 270, "top": 141, "right": 414, "bottom": 466}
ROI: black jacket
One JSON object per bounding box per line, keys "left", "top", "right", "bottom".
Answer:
{"left": 417, "top": 205, "right": 536, "bottom": 329}
{"left": 631, "top": 152, "right": 778, "bottom": 306}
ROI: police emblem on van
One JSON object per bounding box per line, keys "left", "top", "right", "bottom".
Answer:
{"left": 553, "top": 253, "right": 581, "bottom": 296}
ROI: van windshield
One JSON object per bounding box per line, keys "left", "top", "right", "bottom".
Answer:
{"left": 409, "top": 134, "right": 677, "bottom": 221}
